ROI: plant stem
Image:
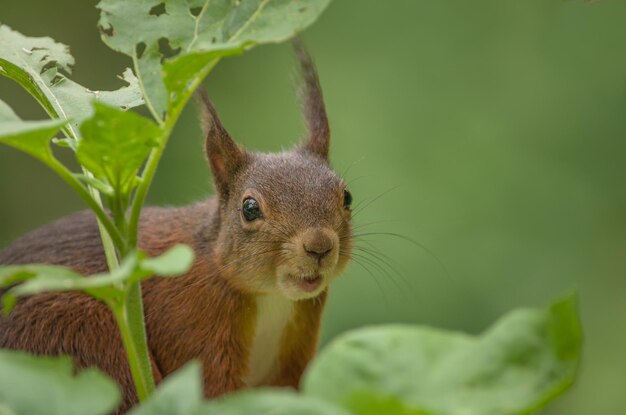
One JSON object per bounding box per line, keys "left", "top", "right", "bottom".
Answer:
{"left": 112, "top": 301, "right": 153, "bottom": 401}
{"left": 125, "top": 282, "right": 155, "bottom": 396}
{"left": 127, "top": 139, "right": 165, "bottom": 249}
{"left": 118, "top": 57, "right": 220, "bottom": 400}
{"left": 49, "top": 158, "right": 126, "bottom": 254}
{"left": 127, "top": 58, "right": 219, "bottom": 248}
{"left": 57, "top": 115, "right": 122, "bottom": 270}
{"left": 87, "top": 174, "right": 120, "bottom": 271}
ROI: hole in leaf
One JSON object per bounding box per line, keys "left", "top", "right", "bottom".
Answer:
{"left": 50, "top": 75, "right": 65, "bottom": 86}
{"left": 100, "top": 24, "right": 114, "bottom": 37}
{"left": 149, "top": 3, "right": 166, "bottom": 16}
{"left": 136, "top": 42, "right": 147, "bottom": 59}
{"left": 158, "top": 37, "right": 181, "bottom": 61}
{"left": 190, "top": 6, "right": 202, "bottom": 17}
{"left": 39, "top": 60, "right": 57, "bottom": 74}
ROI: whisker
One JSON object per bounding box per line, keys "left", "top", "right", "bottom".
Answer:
{"left": 338, "top": 156, "right": 364, "bottom": 182}
{"left": 265, "top": 221, "right": 293, "bottom": 241}
{"left": 351, "top": 231, "right": 450, "bottom": 280}
{"left": 253, "top": 239, "right": 289, "bottom": 245}
{"left": 345, "top": 175, "right": 366, "bottom": 187}
{"left": 340, "top": 252, "right": 389, "bottom": 307}
{"left": 349, "top": 219, "right": 402, "bottom": 233}
{"left": 349, "top": 251, "right": 410, "bottom": 302}
{"left": 352, "top": 245, "right": 413, "bottom": 293}
{"left": 351, "top": 186, "right": 400, "bottom": 218}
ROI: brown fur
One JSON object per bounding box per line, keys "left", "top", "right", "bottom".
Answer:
{"left": 0, "top": 43, "right": 352, "bottom": 413}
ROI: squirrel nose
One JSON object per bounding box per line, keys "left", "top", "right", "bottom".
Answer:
{"left": 303, "top": 232, "right": 334, "bottom": 261}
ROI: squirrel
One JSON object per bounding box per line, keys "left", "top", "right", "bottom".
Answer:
{"left": 0, "top": 43, "right": 353, "bottom": 414}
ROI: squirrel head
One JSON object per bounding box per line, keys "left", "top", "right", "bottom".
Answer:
{"left": 198, "top": 43, "right": 352, "bottom": 301}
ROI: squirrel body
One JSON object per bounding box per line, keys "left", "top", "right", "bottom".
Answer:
{"left": 0, "top": 45, "right": 351, "bottom": 413}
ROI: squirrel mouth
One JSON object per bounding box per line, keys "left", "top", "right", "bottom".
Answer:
{"left": 290, "top": 274, "right": 323, "bottom": 292}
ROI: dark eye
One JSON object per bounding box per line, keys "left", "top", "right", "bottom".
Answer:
{"left": 343, "top": 189, "right": 352, "bottom": 210}
{"left": 242, "top": 198, "right": 262, "bottom": 221}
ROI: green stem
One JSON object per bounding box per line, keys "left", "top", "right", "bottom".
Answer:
{"left": 115, "top": 57, "right": 220, "bottom": 400}
{"left": 49, "top": 158, "right": 126, "bottom": 254}
{"left": 112, "top": 301, "right": 153, "bottom": 401}
{"left": 85, "top": 170, "right": 120, "bottom": 271}
{"left": 5, "top": 60, "right": 123, "bottom": 269}
{"left": 127, "top": 139, "right": 165, "bottom": 249}
{"left": 127, "top": 58, "right": 220, "bottom": 248}
{"left": 125, "top": 282, "right": 155, "bottom": 396}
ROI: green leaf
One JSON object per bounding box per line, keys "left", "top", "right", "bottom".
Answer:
{"left": 0, "top": 98, "right": 66, "bottom": 162}
{"left": 77, "top": 103, "right": 160, "bottom": 200}
{"left": 196, "top": 389, "right": 352, "bottom": 415}
{"left": 162, "top": 50, "right": 234, "bottom": 115}
{"left": 0, "top": 245, "right": 194, "bottom": 313}
{"left": 127, "top": 363, "right": 348, "bottom": 415}
{"left": 0, "top": 24, "right": 143, "bottom": 139}
{"left": 141, "top": 244, "right": 195, "bottom": 276}
{"left": 97, "top": 0, "right": 332, "bottom": 117}
{"left": 73, "top": 174, "right": 115, "bottom": 196}
{"left": 0, "top": 349, "right": 120, "bottom": 415}
{"left": 302, "top": 293, "right": 582, "bottom": 415}
{"left": 0, "top": 264, "right": 121, "bottom": 313}
{"left": 128, "top": 363, "right": 203, "bottom": 415}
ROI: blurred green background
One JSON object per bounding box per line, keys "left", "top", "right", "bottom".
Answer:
{"left": 1, "top": 0, "right": 625, "bottom": 413}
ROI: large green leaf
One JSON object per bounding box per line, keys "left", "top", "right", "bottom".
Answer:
{"left": 128, "top": 363, "right": 203, "bottom": 415}
{"left": 0, "top": 349, "right": 119, "bottom": 415}
{"left": 0, "top": 24, "right": 143, "bottom": 139}
{"left": 0, "top": 98, "right": 66, "bottom": 162}
{"left": 302, "top": 294, "right": 582, "bottom": 415}
{"left": 127, "top": 362, "right": 350, "bottom": 415}
{"left": 0, "top": 245, "right": 194, "bottom": 313}
{"left": 77, "top": 103, "right": 161, "bottom": 201}
{"left": 196, "top": 389, "right": 352, "bottom": 415}
{"left": 97, "top": 0, "right": 332, "bottom": 117}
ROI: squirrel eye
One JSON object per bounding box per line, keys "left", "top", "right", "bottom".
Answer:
{"left": 343, "top": 190, "right": 353, "bottom": 210}
{"left": 242, "top": 198, "right": 262, "bottom": 221}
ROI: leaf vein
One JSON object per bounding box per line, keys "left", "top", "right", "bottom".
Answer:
{"left": 187, "top": 0, "right": 212, "bottom": 52}
{"left": 230, "top": 0, "right": 271, "bottom": 42}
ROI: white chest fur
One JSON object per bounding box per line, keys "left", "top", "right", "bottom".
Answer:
{"left": 244, "top": 294, "right": 294, "bottom": 386}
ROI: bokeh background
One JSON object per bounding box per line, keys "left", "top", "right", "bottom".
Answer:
{"left": 1, "top": 0, "right": 625, "bottom": 413}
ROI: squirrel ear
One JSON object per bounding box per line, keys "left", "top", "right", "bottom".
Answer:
{"left": 197, "top": 88, "right": 246, "bottom": 197}
{"left": 293, "top": 40, "right": 330, "bottom": 160}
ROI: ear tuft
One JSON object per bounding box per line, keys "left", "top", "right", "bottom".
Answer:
{"left": 196, "top": 88, "right": 246, "bottom": 197}
{"left": 293, "top": 39, "right": 330, "bottom": 160}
